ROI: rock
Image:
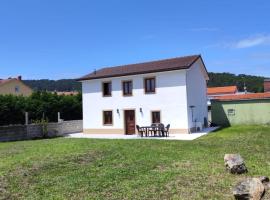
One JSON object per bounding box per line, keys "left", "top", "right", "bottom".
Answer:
{"left": 233, "top": 178, "right": 265, "bottom": 200}
{"left": 259, "top": 176, "right": 270, "bottom": 191}
{"left": 224, "top": 154, "right": 248, "bottom": 174}
{"left": 259, "top": 176, "right": 269, "bottom": 184}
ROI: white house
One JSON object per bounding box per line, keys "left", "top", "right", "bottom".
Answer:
{"left": 78, "top": 55, "right": 209, "bottom": 134}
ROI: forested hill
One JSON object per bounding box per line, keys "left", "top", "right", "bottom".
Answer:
{"left": 24, "top": 79, "right": 81, "bottom": 92}
{"left": 23, "top": 72, "right": 266, "bottom": 93}
{"left": 208, "top": 72, "right": 265, "bottom": 93}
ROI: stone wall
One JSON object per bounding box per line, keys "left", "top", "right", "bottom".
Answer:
{"left": 0, "top": 120, "right": 82, "bottom": 142}
{"left": 0, "top": 125, "right": 27, "bottom": 142}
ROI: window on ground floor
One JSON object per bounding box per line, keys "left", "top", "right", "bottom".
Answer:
{"left": 227, "top": 109, "right": 235, "bottom": 116}
{"left": 103, "top": 111, "right": 113, "bottom": 125}
{"left": 151, "top": 111, "right": 161, "bottom": 123}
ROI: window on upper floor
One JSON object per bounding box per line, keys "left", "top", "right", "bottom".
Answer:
{"left": 151, "top": 111, "right": 161, "bottom": 123}
{"left": 15, "top": 86, "right": 20, "bottom": 93}
{"left": 103, "top": 111, "right": 113, "bottom": 125}
{"left": 144, "top": 77, "right": 156, "bottom": 94}
{"left": 102, "top": 81, "right": 112, "bottom": 96}
{"left": 122, "top": 80, "right": 133, "bottom": 96}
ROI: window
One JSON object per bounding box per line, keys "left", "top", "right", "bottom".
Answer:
{"left": 144, "top": 77, "right": 156, "bottom": 93}
{"left": 102, "top": 82, "right": 112, "bottom": 96}
{"left": 103, "top": 111, "right": 113, "bottom": 125}
{"left": 228, "top": 109, "right": 235, "bottom": 116}
{"left": 151, "top": 111, "right": 161, "bottom": 123}
{"left": 122, "top": 81, "right": 132, "bottom": 96}
{"left": 15, "top": 86, "right": 20, "bottom": 93}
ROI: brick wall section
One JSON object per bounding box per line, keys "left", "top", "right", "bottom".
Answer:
{"left": 264, "top": 79, "right": 270, "bottom": 93}
{"left": 0, "top": 120, "right": 82, "bottom": 142}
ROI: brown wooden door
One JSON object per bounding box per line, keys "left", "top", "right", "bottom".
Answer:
{"left": 124, "top": 110, "right": 135, "bottom": 135}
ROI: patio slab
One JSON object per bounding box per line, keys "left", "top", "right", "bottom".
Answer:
{"left": 66, "top": 127, "right": 219, "bottom": 141}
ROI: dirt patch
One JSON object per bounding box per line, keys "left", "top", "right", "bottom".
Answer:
{"left": 163, "top": 173, "right": 252, "bottom": 200}
{"left": 70, "top": 151, "right": 103, "bottom": 165}
{"left": 0, "top": 176, "right": 12, "bottom": 200}
{"left": 171, "top": 161, "right": 193, "bottom": 169}
{"left": 0, "top": 147, "right": 25, "bottom": 158}
{"left": 1, "top": 150, "right": 105, "bottom": 199}
{"left": 153, "top": 160, "right": 195, "bottom": 173}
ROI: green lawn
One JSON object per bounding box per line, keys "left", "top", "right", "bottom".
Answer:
{"left": 0, "top": 126, "right": 270, "bottom": 200}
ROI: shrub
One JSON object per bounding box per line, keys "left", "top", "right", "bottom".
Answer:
{"left": 0, "top": 92, "right": 82, "bottom": 126}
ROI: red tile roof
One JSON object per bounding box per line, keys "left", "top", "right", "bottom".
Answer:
{"left": 78, "top": 55, "right": 203, "bottom": 81}
{"left": 207, "top": 86, "right": 238, "bottom": 95}
{"left": 213, "top": 92, "right": 270, "bottom": 101}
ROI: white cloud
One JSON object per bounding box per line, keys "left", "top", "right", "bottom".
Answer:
{"left": 205, "top": 34, "right": 270, "bottom": 49}
{"left": 233, "top": 34, "right": 270, "bottom": 48}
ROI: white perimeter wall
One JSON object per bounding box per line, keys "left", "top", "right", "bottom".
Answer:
{"left": 82, "top": 70, "right": 189, "bottom": 132}
{"left": 186, "top": 59, "right": 208, "bottom": 129}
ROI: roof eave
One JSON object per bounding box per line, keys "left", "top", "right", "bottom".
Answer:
{"left": 76, "top": 66, "right": 191, "bottom": 82}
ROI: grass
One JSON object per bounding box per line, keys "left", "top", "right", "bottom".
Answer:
{"left": 0, "top": 125, "right": 270, "bottom": 200}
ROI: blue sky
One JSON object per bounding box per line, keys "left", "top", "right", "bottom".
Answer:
{"left": 0, "top": 0, "right": 270, "bottom": 79}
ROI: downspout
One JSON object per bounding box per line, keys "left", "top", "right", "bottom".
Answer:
{"left": 184, "top": 68, "right": 192, "bottom": 134}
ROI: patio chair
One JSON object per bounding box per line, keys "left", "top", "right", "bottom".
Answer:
{"left": 147, "top": 124, "right": 155, "bottom": 136}
{"left": 158, "top": 123, "right": 165, "bottom": 137}
{"left": 164, "top": 124, "right": 170, "bottom": 137}
{"left": 136, "top": 125, "right": 144, "bottom": 137}
{"left": 150, "top": 123, "right": 160, "bottom": 136}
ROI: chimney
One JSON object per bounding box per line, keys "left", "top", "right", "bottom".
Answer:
{"left": 264, "top": 79, "right": 270, "bottom": 93}
{"left": 17, "top": 76, "right": 22, "bottom": 81}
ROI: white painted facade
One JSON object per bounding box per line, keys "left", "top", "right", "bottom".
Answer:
{"left": 186, "top": 59, "right": 209, "bottom": 130}
{"left": 81, "top": 59, "right": 208, "bottom": 134}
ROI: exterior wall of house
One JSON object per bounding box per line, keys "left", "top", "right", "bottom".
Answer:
{"left": 82, "top": 70, "right": 189, "bottom": 134}
{"left": 186, "top": 59, "right": 208, "bottom": 131}
{"left": 0, "top": 79, "right": 33, "bottom": 96}
{"left": 264, "top": 79, "right": 270, "bottom": 93}
{"left": 211, "top": 99, "right": 270, "bottom": 126}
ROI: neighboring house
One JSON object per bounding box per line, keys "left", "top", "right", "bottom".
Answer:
{"left": 211, "top": 93, "right": 270, "bottom": 126}
{"left": 207, "top": 86, "right": 238, "bottom": 97}
{"left": 207, "top": 86, "right": 238, "bottom": 104}
{"left": 207, "top": 86, "right": 238, "bottom": 121}
{"left": 0, "top": 76, "right": 33, "bottom": 96}
{"left": 264, "top": 79, "right": 270, "bottom": 93}
{"left": 78, "top": 55, "right": 209, "bottom": 134}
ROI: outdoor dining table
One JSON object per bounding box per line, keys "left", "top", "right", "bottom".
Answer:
{"left": 139, "top": 126, "right": 165, "bottom": 137}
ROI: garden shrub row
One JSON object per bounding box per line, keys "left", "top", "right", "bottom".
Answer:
{"left": 0, "top": 92, "right": 82, "bottom": 126}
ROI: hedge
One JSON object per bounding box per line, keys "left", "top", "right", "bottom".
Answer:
{"left": 0, "top": 92, "right": 82, "bottom": 126}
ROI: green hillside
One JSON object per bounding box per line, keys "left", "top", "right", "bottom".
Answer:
{"left": 23, "top": 72, "right": 266, "bottom": 93}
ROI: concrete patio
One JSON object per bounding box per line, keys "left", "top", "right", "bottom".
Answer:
{"left": 66, "top": 127, "right": 219, "bottom": 141}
